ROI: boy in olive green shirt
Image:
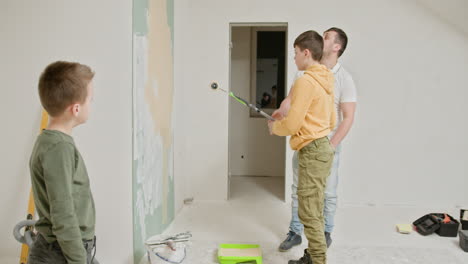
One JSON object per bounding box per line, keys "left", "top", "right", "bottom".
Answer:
{"left": 29, "top": 61, "right": 98, "bottom": 264}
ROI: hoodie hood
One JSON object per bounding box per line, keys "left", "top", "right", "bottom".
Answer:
{"left": 304, "top": 64, "right": 334, "bottom": 95}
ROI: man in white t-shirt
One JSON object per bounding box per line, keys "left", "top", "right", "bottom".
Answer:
{"left": 274, "top": 27, "right": 357, "bottom": 253}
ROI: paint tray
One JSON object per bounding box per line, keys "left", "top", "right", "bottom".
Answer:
{"left": 218, "top": 244, "right": 262, "bottom": 264}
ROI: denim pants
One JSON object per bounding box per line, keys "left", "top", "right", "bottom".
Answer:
{"left": 28, "top": 234, "right": 99, "bottom": 264}
{"left": 290, "top": 144, "right": 341, "bottom": 235}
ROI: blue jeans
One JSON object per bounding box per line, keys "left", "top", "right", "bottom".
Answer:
{"left": 290, "top": 145, "right": 341, "bottom": 234}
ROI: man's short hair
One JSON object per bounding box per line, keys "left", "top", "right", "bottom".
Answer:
{"left": 325, "top": 27, "right": 348, "bottom": 57}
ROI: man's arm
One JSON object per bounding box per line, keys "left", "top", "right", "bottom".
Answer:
{"left": 330, "top": 102, "right": 356, "bottom": 147}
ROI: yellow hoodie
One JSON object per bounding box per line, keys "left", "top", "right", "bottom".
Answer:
{"left": 272, "top": 64, "right": 336, "bottom": 150}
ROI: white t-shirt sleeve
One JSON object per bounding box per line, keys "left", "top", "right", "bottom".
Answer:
{"left": 340, "top": 74, "right": 357, "bottom": 103}
{"left": 294, "top": 71, "right": 304, "bottom": 82}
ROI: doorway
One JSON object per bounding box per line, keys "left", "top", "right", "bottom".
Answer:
{"left": 228, "top": 23, "right": 288, "bottom": 201}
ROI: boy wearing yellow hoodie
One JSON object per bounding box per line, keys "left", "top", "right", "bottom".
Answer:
{"left": 268, "top": 30, "right": 335, "bottom": 264}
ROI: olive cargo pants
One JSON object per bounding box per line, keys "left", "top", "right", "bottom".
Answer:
{"left": 297, "top": 136, "right": 334, "bottom": 264}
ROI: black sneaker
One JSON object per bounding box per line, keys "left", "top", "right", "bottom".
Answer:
{"left": 279, "top": 231, "right": 302, "bottom": 252}
{"left": 288, "top": 249, "right": 313, "bottom": 264}
{"left": 325, "top": 232, "right": 332, "bottom": 248}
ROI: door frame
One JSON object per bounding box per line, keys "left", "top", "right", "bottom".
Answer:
{"left": 228, "top": 22, "right": 288, "bottom": 201}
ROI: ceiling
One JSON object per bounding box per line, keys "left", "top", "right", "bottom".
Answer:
{"left": 413, "top": 0, "right": 468, "bottom": 36}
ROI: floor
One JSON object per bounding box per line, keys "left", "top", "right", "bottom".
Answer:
{"left": 144, "top": 176, "right": 468, "bottom": 264}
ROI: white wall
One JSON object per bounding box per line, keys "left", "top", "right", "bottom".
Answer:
{"left": 229, "top": 27, "right": 286, "bottom": 177}
{"left": 0, "top": 1, "right": 133, "bottom": 263}
{"left": 174, "top": 0, "right": 468, "bottom": 207}
{"left": 173, "top": 0, "right": 190, "bottom": 213}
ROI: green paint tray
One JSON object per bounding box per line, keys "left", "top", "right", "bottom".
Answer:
{"left": 218, "top": 244, "right": 262, "bottom": 264}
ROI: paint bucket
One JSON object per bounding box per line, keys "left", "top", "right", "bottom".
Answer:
{"left": 146, "top": 232, "right": 191, "bottom": 264}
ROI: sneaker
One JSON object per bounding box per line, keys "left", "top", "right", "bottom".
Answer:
{"left": 325, "top": 232, "right": 332, "bottom": 248}
{"left": 278, "top": 231, "right": 302, "bottom": 252}
{"left": 288, "top": 249, "right": 313, "bottom": 264}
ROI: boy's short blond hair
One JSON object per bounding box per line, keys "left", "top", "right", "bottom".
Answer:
{"left": 38, "top": 61, "right": 94, "bottom": 117}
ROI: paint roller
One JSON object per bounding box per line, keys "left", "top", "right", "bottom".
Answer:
{"left": 211, "top": 82, "right": 275, "bottom": 121}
